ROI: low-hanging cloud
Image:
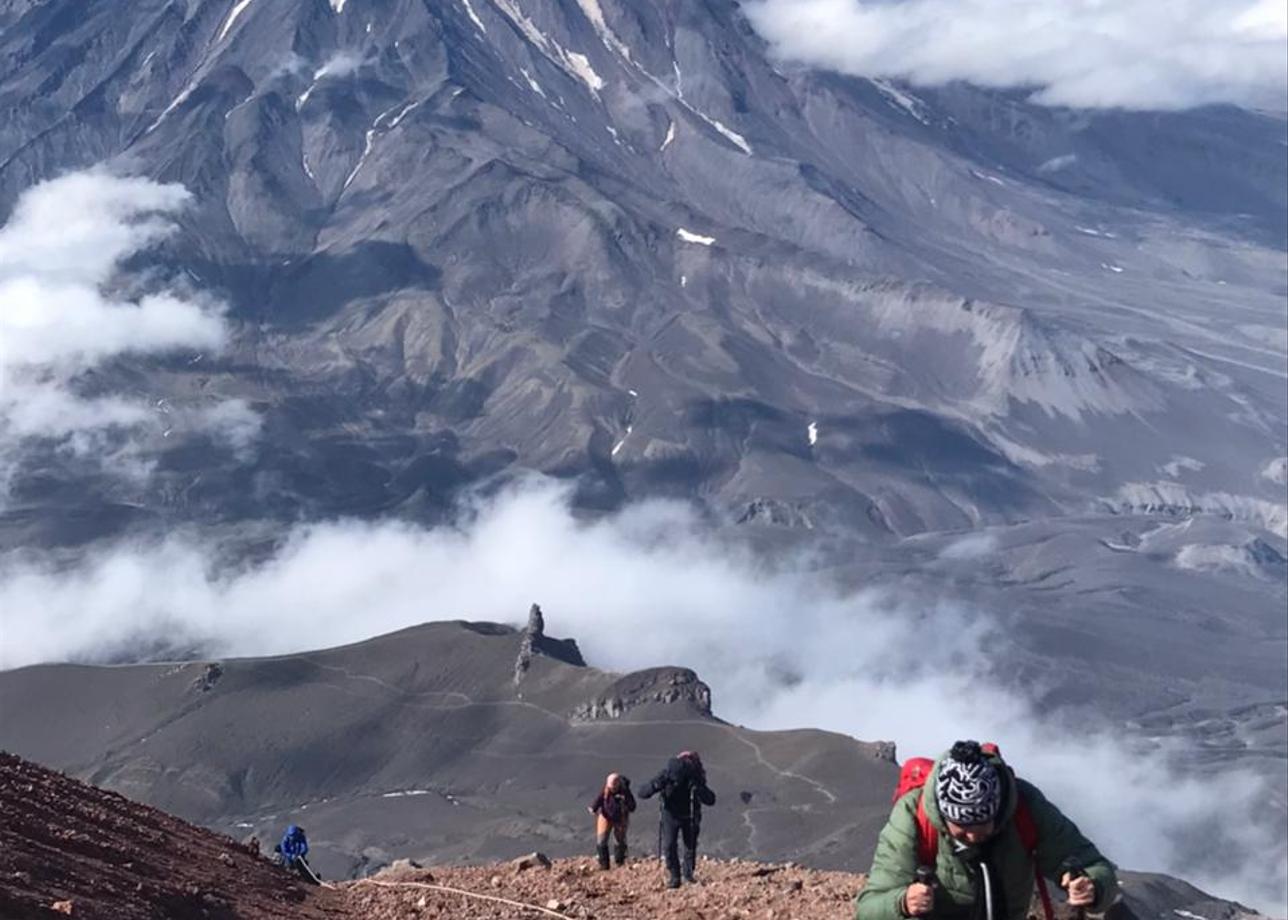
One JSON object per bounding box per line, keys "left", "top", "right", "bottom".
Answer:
{"left": 0, "top": 480, "right": 1282, "bottom": 910}
{"left": 743, "top": 0, "right": 1288, "bottom": 111}
{"left": 0, "top": 169, "right": 258, "bottom": 490}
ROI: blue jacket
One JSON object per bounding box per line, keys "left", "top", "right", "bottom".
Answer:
{"left": 280, "top": 826, "right": 309, "bottom": 862}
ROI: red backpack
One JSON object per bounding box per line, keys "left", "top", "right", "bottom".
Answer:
{"left": 894, "top": 744, "right": 1054, "bottom": 920}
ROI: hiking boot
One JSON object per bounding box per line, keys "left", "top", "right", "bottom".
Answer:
{"left": 596, "top": 843, "right": 611, "bottom": 871}
{"left": 682, "top": 849, "right": 696, "bottom": 883}
{"left": 613, "top": 843, "right": 627, "bottom": 867}
{"left": 666, "top": 874, "right": 682, "bottom": 889}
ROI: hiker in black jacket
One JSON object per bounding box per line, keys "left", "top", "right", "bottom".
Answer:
{"left": 638, "top": 751, "right": 716, "bottom": 888}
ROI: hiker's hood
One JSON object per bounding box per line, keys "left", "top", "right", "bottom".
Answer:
{"left": 922, "top": 747, "right": 1018, "bottom": 835}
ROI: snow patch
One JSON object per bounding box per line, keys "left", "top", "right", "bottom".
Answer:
{"left": 566, "top": 51, "right": 605, "bottom": 93}
{"left": 807, "top": 421, "right": 818, "bottom": 446}
{"left": 699, "top": 112, "right": 752, "bottom": 154}
{"left": 611, "top": 425, "right": 633, "bottom": 457}
{"left": 385, "top": 100, "right": 421, "bottom": 128}
{"left": 989, "top": 433, "right": 1100, "bottom": 471}
{"left": 1075, "top": 225, "right": 1116, "bottom": 238}
{"left": 660, "top": 120, "right": 675, "bottom": 151}
{"left": 218, "top": 0, "right": 256, "bottom": 40}
{"left": 342, "top": 128, "right": 377, "bottom": 191}
{"left": 520, "top": 68, "right": 546, "bottom": 97}
{"left": 970, "top": 169, "right": 1005, "bottom": 186}
{"left": 680, "top": 275, "right": 687, "bottom": 287}
{"left": 575, "top": 0, "right": 632, "bottom": 58}
{"left": 1101, "top": 262, "right": 1125, "bottom": 273}
{"left": 460, "top": 0, "right": 486, "bottom": 32}
{"left": 1160, "top": 456, "right": 1205, "bottom": 478}
{"left": 146, "top": 82, "right": 198, "bottom": 133}
{"left": 627, "top": 389, "right": 638, "bottom": 397}
{"left": 381, "top": 789, "right": 432, "bottom": 798}
{"left": 329, "top": 0, "right": 347, "bottom": 12}
{"left": 301, "top": 154, "right": 316, "bottom": 181}
{"left": 1112, "top": 482, "right": 1288, "bottom": 539}
{"left": 490, "top": 0, "right": 605, "bottom": 98}
{"left": 1037, "top": 153, "right": 1078, "bottom": 173}
{"left": 871, "top": 79, "right": 929, "bottom": 124}
{"left": 676, "top": 228, "right": 715, "bottom": 246}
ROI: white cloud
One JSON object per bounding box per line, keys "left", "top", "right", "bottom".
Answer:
{"left": 0, "top": 169, "right": 258, "bottom": 489}
{"left": 742, "top": 0, "right": 1288, "bottom": 111}
{"left": 939, "top": 531, "right": 998, "bottom": 559}
{"left": 0, "top": 479, "right": 1281, "bottom": 909}
{"left": 314, "top": 51, "right": 364, "bottom": 81}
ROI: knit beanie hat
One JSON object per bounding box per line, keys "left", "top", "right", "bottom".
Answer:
{"left": 935, "top": 740, "right": 1001, "bottom": 825}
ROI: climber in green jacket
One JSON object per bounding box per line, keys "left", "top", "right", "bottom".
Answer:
{"left": 856, "top": 741, "right": 1118, "bottom": 920}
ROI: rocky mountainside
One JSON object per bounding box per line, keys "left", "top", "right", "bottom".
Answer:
{"left": 0, "top": 751, "right": 348, "bottom": 920}
{"left": 0, "top": 0, "right": 1283, "bottom": 546}
{"left": 0, "top": 617, "right": 899, "bottom": 876}
{"left": 0, "top": 0, "right": 1284, "bottom": 911}
{"left": 0, "top": 751, "right": 1272, "bottom": 920}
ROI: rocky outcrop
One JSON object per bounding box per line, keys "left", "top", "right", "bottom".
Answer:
{"left": 572, "top": 667, "right": 713, "bottom": 721}
{"left": 514, "top": 604, "right": 587, "bottom": 686}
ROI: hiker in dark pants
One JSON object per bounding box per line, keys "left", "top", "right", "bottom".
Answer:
{"left": 588, "top": 772, "right": 637, "bottom": 869}
{"left": 639, "top": 751, "right": 716, "bottom": 889}
{"left": 855, "top": 740, "right": 1117, "bottom": 920}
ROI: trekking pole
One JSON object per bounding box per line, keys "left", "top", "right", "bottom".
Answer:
{"left": 1060, "top": 858, "right": 1087, "bottom": 920}
{"left": 913, "top": 865, "right": 938, "bottom": 915}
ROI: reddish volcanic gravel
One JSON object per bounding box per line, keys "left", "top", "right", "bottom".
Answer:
{"left": 0, "top": 752, "right": 1118, "bottom": 920}
{"left": 0, "top": 752, "right": 348, "bottom": 920}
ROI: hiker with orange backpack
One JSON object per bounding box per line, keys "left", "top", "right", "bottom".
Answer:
{"left": 588, "top": 773, "right": 636, "bottom": 870}
{"left": 855, "top": 741, "right": 1117, "bottom": 920}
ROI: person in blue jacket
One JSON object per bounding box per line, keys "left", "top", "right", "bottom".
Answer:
{"left": 274, "top": 825, "right": 316, "bottom": 882}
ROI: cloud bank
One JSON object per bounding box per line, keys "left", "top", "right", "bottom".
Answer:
{"left": 0, "top": 170, "right": 257, "bottom": 490}
{"left": 743, "top": 0, "right": 1288, "bottom": 111}
{"left": 0, "top": 480, "right": 1281, "bottom": 909}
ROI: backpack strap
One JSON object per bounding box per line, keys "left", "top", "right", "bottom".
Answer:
{"left": 913, "top": 790, "right": 938, "bottom": 867}
{"left": 1015, "top": 797, "right": 1054, "bottom": 920}
{"left": 914, "top": 785, "right": 1054, "bottom": 920}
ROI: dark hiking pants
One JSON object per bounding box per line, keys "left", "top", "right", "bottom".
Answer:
{"left": 659, "top": 812, "right": 699, "bottom": 882}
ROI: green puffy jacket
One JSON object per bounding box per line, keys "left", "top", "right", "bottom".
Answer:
{"left": 855, "top": 750, "right": 1118, "bottom": 920}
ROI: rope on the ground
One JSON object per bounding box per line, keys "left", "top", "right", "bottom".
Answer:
{"left": 345, "top": 877, "right": 578, "bottom": 919}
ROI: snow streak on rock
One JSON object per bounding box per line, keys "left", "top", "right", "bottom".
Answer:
{"left": 566, "top": 51, "right": 605, "bottom": 92}
{"left": 461, "top": 0, "right": 486, "bottom": 33}
{"left": 871, "top": 79, "right": 929, "bottom": 124}
{"left": 218, "top": 0, "right": 256, "bottom": 41}
{"left": 677, "top": 228, "right": 716, "bottom": 246}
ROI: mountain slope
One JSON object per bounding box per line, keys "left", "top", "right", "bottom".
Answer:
{"left": 0, "top": 751, "right": 347, "bottom": 920}
{"left": 0, "top": 618, "right": 899, "bottom": 877}
{"left": 0, "top": 0, "right": 1282, "bottom": 545}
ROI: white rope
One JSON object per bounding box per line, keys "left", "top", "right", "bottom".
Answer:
{"left": 345, "top": 877, "right": 578, "bottom": 919}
